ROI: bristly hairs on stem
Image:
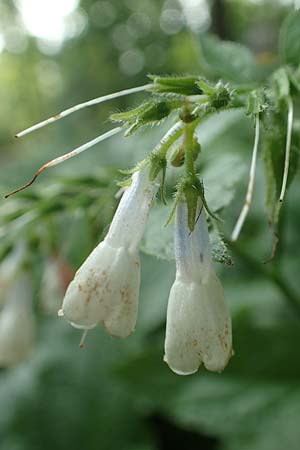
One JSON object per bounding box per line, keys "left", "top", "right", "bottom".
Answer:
{"left": 15, "top": 84, "right": 151, "bottom": 138}
{"left": 5, "top": 127, "right": 122, "bottom": 198}
{"left": 231, "top": 114, "right": 260, "bottom": 242}
{"left": 279, "top": 96, "right": 293, "bottom": 203}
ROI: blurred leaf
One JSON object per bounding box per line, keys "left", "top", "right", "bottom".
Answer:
{"left": 203, "top": 153, "right": 247, "bottom": 213}
{"left": 117, "top": 307, "right": 300, "bottom": 450}
{"left": 279, "top": 9, "right": 300, "bottom": 67}
{"left": 140, "top": 204, "right": 174, "bottom": 261}
{"left": 199, "top": 35, "right": 259, "bottom": 84}
{"left": 272, "top": 67, "right": 290, "bottom": 100}
{"left": 263, "top": 110, "right": 300, "bottom": 224}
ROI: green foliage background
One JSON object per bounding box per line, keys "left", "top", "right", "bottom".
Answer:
{"left": 1, "top": 1, "right": 300, "bottom": 450}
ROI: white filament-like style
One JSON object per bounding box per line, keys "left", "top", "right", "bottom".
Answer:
{"left": 164, "top": 200, "right": 232, "bottom": 375}
{"left": 279, "top": 96, "right": 294, "bottom": 203}
{"left": 61, "top": 168, "right": 160, "bottom": 337}
{"left": 231, "top": 115, "right": 260, "bottom": 241}
{"left": 16, "top": 84, "right": 151, "bottom": 138}
{"left": 5, "top": 127, "right": 122, "bottom": 198}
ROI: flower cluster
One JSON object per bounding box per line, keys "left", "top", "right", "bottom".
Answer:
{"left": 4, "top": 77, "right": 240, "bottom": 373}
{"left": 59, "top": 164, "right": 232, "bottom": 374}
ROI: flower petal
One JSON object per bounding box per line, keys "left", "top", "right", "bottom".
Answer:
{"left": 62, "top": 241, "right": 140, "bottom": 334}
{"left": 164, "top": 271, "right": 232, "bottom": 375}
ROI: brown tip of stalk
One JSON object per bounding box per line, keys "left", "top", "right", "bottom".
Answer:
{"left": 4, "top": 167, "right": 45, "bottom": 198}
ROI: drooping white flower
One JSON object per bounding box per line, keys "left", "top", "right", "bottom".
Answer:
{"left": 0, "top": 272, "right": 35, "bottom": 367}
{"left": 164, "top": 200, "right": 232, "bottom": 375}
{"left": 61, "top": 168, "right": 159, "bottom": 338}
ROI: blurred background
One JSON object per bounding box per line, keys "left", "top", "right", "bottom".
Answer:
{"left": 1, "top": 1, "right": 300, "bottom": 449}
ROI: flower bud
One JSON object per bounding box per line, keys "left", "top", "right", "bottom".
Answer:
{"left": 164, "top": 200, "right": 232, "bottom": 375}
{"left": 0, "top": 272, "right": 35, "bottom": 367}
{"left": 61, "top": 168, "right": 159, "bottom": 337}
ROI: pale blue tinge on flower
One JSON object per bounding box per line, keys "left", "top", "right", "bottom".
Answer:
{"left": 61, "top": 168, "right": 160, "bottom": 338}
{"left": 164, "top": 200, "right": 232, "bottom": 375}
{"left": 0, "top": 272, "right": 35, "bottom": 367}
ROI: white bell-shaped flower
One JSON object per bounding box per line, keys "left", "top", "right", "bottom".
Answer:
{"left": 61, "top": 168, "right": 159, "bottom": 338}
{"left": 164, "top": 200, "right": 232, "bottom": 375}
{"left": 0, "top": 272, "right": 35, "bottom": 367}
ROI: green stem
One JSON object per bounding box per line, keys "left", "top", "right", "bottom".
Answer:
{"left": 153, "top": 122, "right": 185, "bottom": 158}
{"left": 184, "top": 123, "right": 195, "bottom": 177}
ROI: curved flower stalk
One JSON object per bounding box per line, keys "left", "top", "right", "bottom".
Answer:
{"left": 60, "top": 168, "right": 160, "bottom": 338}
{"left": 0, "top": 272, "right": 35, "bottom": 367}
{"left": 164, "top": 200, "right": 232, "bottom": 375}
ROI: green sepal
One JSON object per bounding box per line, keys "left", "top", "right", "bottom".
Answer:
{"left": 148, "top": 74, "right": 203, "bottom": 95}
{"left": 196, "top": 79, "right": 215, "bottom": 95}
{"left": 118, "top": 158, "right": 150, "bottom": 176}
{"left": 149, "top": 153, "right": 168, "bottom": 204}
{"left": 111, "top": 99, "right": 181, "bottom": 136}
{"left": 116, "top": 177, "right": 132, "bottom": 188}
{"left": 164, "top": 181, "right": 184, "bottom": 227}
{"left": 196, "top": 80, "right": 234, "bottom": 110}
{"left": 170, "top": 144, "right": 185, "bottom": 167}
{"left": 168, "top": 136, "right": 200, "bottom": 169}
{"left": 149, "top": 153, "right": 167, "bottom": 181}
{"left": 198, "top": 180, "right": 220, "bottom": 222}
{"left": 246, "top": 88, "right": 269, "bottom": 117}
{"left": 183, "top": 182, "right": 199, "bottom": 232}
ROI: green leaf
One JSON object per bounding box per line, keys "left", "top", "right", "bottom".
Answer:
{"left": 202, "top": 153, "right": 247, "bottom": 213}
{"left": 199, "top": 34, "right": 259, "bottom": 84}
{"left": 279, "top": 9, "right": 300, "bottom": 67}
{"left": 263, "top": 109, "right": 300, "bottom": 225}
{"left": 140, "top": 203, "right": 174, "bottom": 261}
{"left": 272, "top": 67, "right": 290, "bottom": 101}
{"left": 210, "top": 223, "right": 233, "bottom": 266}
{"left": 117, "top": 303, "right": 300, "bottom": 450}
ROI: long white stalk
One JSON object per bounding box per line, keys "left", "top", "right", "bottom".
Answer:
{"left": 16, "top": 84, "right": 151, "bottom": 138}
{"left": 279, "top": 96, "right": 294, "bottom": 203}
{"left": 231, "top": 115, "right": 260, "bottom": 241}
{"left": 5, "top": 127, "right": 122, "bottom": 198}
